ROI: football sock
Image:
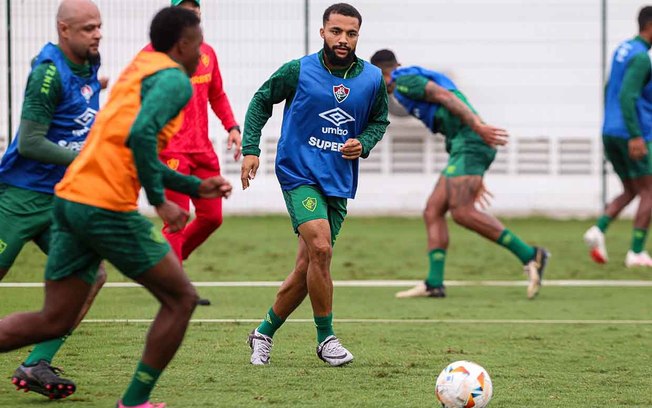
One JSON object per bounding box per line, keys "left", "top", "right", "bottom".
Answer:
{"left": 425, "top": 249, "right": 446, "bottom": 288}
{"left": 24, "top": 335, "right": 68, "bottom": 366}
{"left": 631, "top": 228, "right": 647, "bottom": 253}
{"left": 121, "top": 361, "right": 162, "bottom": 406}
{"left": 314, "top": 313, "right": 335, "bottom": 344}
{"left": 257, "top": 307, "right": 285, "bottom": 338}
{"left": 596, "top": 215, "right": 612, "bottom": 233}
{"left": 497, "top": 229, "right": 536, "bottom": 264}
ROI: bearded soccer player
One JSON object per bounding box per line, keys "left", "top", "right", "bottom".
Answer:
{"left": 145, "top": 0, "right": 241, "bottom": 273}
{"left": 584, "top": 6, "right": 652, "bottom": 267}
{"left": 370, "top": 49, "right": 548, "bottom": 300}
{"left": 0, "top": 7, "right": 232, "bottom": 408}
{"left": 0, "top": 0, "right": 107, "bottom": 399}
{"left": 242, "top": 3, "right": 389, "bottom": 366}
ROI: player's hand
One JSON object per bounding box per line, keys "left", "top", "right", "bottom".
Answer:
{"left": 198, "top": 176, "right": 233, "bottom": 198}
{"left": 156, "top": 200, "right": 189, "bottom": 233}
{"left": 227, "top": 128, "right": 242, "bottom": 161}
{"left": 99, "top": 76, "right": 110, "bottom": 90}
{"left": 474, "top": 123, "right": 509, "bottom": 147}
{"left": 241, "top": 155, "right": 259, "bottom": 190}
{"left": 628, "top": 137, "right": 647, "bottom": 161}
{"left": 475, "top": 181, "right": 493, "bottom": 210}
{"left": 341, "top": 138, "right": 363, "bottom": 160}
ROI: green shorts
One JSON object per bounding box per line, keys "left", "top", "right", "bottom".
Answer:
{"left": 443, "top": 129, "right": 496, "bottom": 178}
{"left": 282, "top": 185, "right": 347, "bottom": 246}
{"left": 603, "top": 136, "right": 652, "bottom": 181}
{"left": 45, "top": 197, "right": 170, "bottom": 284}
{"left": 0, "top": 183, "right": 53, "bottom": 269}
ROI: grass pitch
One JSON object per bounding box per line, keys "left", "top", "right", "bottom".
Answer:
{"left": 0, "top": 216, "right": 650, "bottom": 407}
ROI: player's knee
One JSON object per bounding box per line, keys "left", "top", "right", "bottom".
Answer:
{"left": 450, "top": 207, "right": 473, "bottom": 227}
{"left": 177, "top": 284, "right": 199, "bottom": 315}
{"left": 198, "top": 209, "right": 223, "bottom": 231}
{"left": 309, "top": 241, "right": 332, "bottom": 262}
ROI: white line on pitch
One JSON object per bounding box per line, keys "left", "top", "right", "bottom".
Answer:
{"left": 1, "top": 280, "right": 651, "bottom": 288}
{"left": 80, "top": 318, "right": 652, "bottom": 325}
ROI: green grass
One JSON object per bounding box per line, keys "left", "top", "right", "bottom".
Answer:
{"left": 0, "top": 216, "right": 651, "bottom": 407}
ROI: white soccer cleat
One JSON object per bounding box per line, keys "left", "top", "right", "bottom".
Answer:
{"left": 524, "top": 247, "right": 549, "bottom": 299}
{"left": 624, "top": 250, "right": 652, "bottom": 268}
{"left": 248, "top": 329, "right": 273, "bottom": 365}
{"left": 583, "top": 226, "right": 608, "bottom": 264}
{"left": 316, "top": 336, "right": 354, "bottom": 366}
{"left": 395, "top": 282, "right": 446, "bottom": 298}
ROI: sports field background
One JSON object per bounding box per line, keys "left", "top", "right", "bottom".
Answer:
{"left": 0, "top": 216, "right": 650, "bottom": 407}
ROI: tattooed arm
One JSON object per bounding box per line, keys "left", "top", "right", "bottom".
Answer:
{"left": 424, "top": 81, "right": 508, "bottom": 147}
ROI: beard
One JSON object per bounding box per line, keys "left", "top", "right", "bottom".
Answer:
{"left": 87, "top": 51, "right": 101, "bottom": 66}
{"left": 323, "top": 41, "right": 356, "bottom": 67}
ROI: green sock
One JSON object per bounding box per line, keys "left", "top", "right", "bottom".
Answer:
{"left": 631, "top": 228, "right": 648, "bottom": 253}
{"left": 257, "top": 307, "right": 285, "bottom": 338}
{"left": 425, "top": 249, "right": 446, "bottom": 287}
{"left": 497, "top": 229, "right": 536, "bottom": 264}
{"left": 596, "top": 215, "right": 613, "bottom": 233}
{"left": 121, "top": 361, "right": 162, "bottom": 406}
{"left": 24, "top": 336, "right": 67, "bottom": 366}
{"left": 314, "top": 313, "right": 334, "bottom": 344}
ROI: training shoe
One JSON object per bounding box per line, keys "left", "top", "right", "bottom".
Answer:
{"left": 11, "top": 360, "right": 76, "bottom": 400}
{"left": 395, "top": 281, "right": 446, "bottom": 298}
{"left": 524, "top": 247, "right": 549, "bottom": 299}
{"left": 583, "top": 226, "right": 608, "bottom": 264}
{"left": 625, "top": 250, "right": 652, "bottom": 267}
{"left": 116, "top": 400, "right": 166, "bottom": 408}
{"left": 248, "top": 329, "right": 273, "bottom": 365}
{"left": 316, "top": 336, "right": 354, "bottom": 366}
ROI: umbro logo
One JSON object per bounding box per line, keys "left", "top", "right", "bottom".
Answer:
{"left": 319, "top": 107, "right": 355, "bottom": 127}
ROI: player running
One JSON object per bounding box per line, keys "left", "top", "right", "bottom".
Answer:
{"left": 584, "top": 6, "right": 652, "bottom": 267}
{"left": 242, "top": 3, "right": 389, "bottom": 367}
{"left": 0, "top": 7, "right": 232, "bottom": 408}
{"left": 0, "top": 0, "right": 106, "bottom": 399}
{"left": 370, "top": 49, "right": 548, "bottom": 299}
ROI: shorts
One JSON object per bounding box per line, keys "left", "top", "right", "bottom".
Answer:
{"left": 0, "top": 183, "right": 53, "bottom": 268}
{"left": 603, "top": 135, "right": 652, "bottom": 181}
{"left": 45, "top": 197, "right": 170, "bottom": 284}
{"left": 282, "top": 185, "right": 347, "bottom": 246}
{"left": 443, "top": 128, "right": 496, "bottom": 178}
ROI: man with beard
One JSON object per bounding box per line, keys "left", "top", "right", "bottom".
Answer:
{"left": 370, "top": 49, "right": 548, "bottom": 300}
{"left": 0, "top": 0, "right": 107, "bottom": 399}
{"left": 242, "top": 3, "right": 389, "bottom": 366}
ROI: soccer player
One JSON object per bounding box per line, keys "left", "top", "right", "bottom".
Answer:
{"left": 0, "top": 7, "right": 232, "bottom": 408}
{"left": 583, "top": 6, "right": 652, "bottom": 267}
{"left": 0, "top": 0, "right": 106, "bottom": 399}
{"left": 146, "top": 0, "right": 241, "bottom": 268}
{"left": 370, "top": 49, "right": 548, "bottom": 299}
{"left": 242, "top": 3, "right": 389, "bottom": 366}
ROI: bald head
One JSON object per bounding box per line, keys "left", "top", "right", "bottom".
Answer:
{"left": 56, "top": 0, "right": 102, "bottom": 65}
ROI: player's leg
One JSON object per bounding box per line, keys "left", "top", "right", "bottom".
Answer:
{"left": 624, "top": 174, "right": 652, "bottom": 267}
{"left": 93, "top": 209, "right": 197, "bottom": 407}
{"left": 446, "top": 147, "right": 548, "bottom": 298}
{"left": 396, "top": 176, "right": 449, "bottom": 298}
{"left": 249, "top": 237, "right": 309, "bottom": 365}
{"left": 181, "top": 151, "right": 223, "bottom": 260}
{"left": 584, "top": 136, "right": 636, "bottom": 263}
{"left": 159, "top": 151, "right": 192, "bottom": 261}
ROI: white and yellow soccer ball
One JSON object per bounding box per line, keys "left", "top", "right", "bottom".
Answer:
{"left": 435, "top": 360, "right": 493, "bottom": 408}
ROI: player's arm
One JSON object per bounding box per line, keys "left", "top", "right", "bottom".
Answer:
{"left": 207, "top": 48, "right": 242, "bottom": 159}
{"left": 344, "top": 77, "right": 389, "bottom": 160}
{"left": 17, "top": 62, "right": 79, "bottom": 165}
{"left": 620, "top": 53, "right": 651, "bottom": 137}
{"left": 127, "top": 68, "right": 202, "bottom": 207}
{"left": 422, "top": 79, "right": 508, "bottom": 147}
{"left": 241, "top": 60, "right": 300, "bottom": 189}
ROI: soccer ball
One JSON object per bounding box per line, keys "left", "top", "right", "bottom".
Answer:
{"left": 435, "top": 360, "right": 493, "bottom": 408}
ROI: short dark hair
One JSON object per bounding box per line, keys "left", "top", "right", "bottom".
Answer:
{"left": 150, "top": 6, "right": 200, "bottom": 53}
{"left": 639, "top": 6, "right": 652, "bottom": 31}
{"left": 370, "top": 49, "right": 398, "bottom": 68}
{"left": 323, "top": 3, "right": 362, "bottom": 26}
